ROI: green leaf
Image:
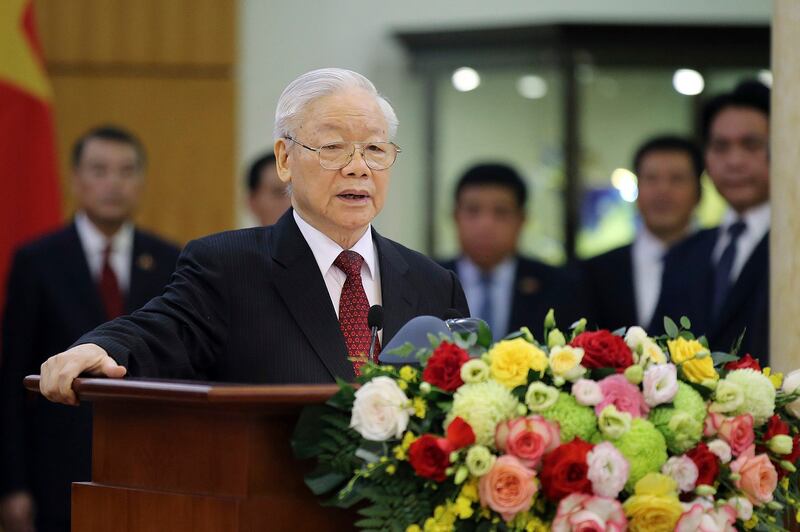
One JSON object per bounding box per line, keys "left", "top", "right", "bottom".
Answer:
{"left": 292, "top": 405, "right": 328, "bottom": 459}
{"left": 680, "top": 316, "right": 692, "bottom": 329}
{"left": 685, "top": 380, "right": 713, "bottom": 401}
{"left": 730, "top": 328, "right": 747, "bottom": 357}
{"left": 355, "top": 517, "right": 386, "bottom": 528}
{"left": 359, "top": 505, "right": 392, "bottom": 518}
{"left": 711, "top": 351, "right": 740, "bottom": 367}
{"left": 590, "top": 367, "right": 617, "bottom": 380}
{"left": 663, "top": 316, "right": 679, "bottom": 339}
{"left": 476, "top": 320, "right": 493, "bottom": 348}
{"left": 304, "top": 466, "right": 346, "bottom": 495}
{"left": 678, "top": 330, "right": 696, "bottom": 341}
{"left": 611, "top": 327, "right": 626, "bottom": 337}
{"left": 385, "top": 341, "right": 415, "bottom": 358}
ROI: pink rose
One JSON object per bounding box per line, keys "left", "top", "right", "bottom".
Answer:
{"left": 676, "top": 503, "right": 737, "bottom": 532}
{"left": 717, "top": 414, "right": 754, "bottom": 457}
{"left": 479, "top": 455, "right": 538, "bottom": 522}
{"left": 730, "top": 445, "right": 778, "bottom": 506}
{"left": 704, "top": 411, "right": 728, "bottom": 437}
{"left": 594, "top": 375, "right": 649, "bottom": 418}
{"left": 495, "top": 415, "right": 561, "bottom": 470}
{"left": 552, "top": 493, "right": 627, "bottom": 532}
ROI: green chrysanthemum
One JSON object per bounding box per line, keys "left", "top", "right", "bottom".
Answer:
{"left": 446, "top": 380, "right": 520, "bottom": 448}
{"left": 540, "top": 392, "right": 597, "bottom": 443}
{"left": 723, "top": 369, "right": 776, "bottom": 426}
{"left": 648, "top": 381, "right": 705, "bottom": 453}
{"left": 610, "top": 417, "right": 668, "bottom": 492}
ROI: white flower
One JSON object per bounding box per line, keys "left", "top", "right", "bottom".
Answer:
{"left": 572, "top": 378, "right": 603, "bottom": 406}
{"left": 782, "top": 369, "right": 800, "bottom": 418}
{"left": 661, "top": 455, "right": 699, "bottom": 492}
{"left": 624, "top": 326, "right": 649, "bottom": 350}
{"left": 707, "top": 439, "right": 732, "bottom": 464}
{"left": 642, "top": 363, "right": 679, "bottom": 407}
{"left": 586, "top": 441, "right": 629, "bottom": 499}
{"left": 727, "top": 496, "right": 753, "bottom": 521}
{"left": 641, "top": 339, "right": 667, "bottom": 366}
{"left": 709, "top": 380, "right": 745, "bottom": 414}
{"left": 548, "top": 345, "right": 586, "bottom": 382}
{"left": 349, "top": 376, "right": 413, "bottom": 441}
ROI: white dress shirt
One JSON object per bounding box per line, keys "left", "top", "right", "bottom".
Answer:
{"left": 74, "top": 211, "right": 134, "bottom": 292}
{"left": 456, "top": 256, "right": 516, "bottom": 339}
{"left": 293, "top": 210, "right": 382, "bottom": 339}
{"left": 631, "top": 228, "right": 668, "bottom": 328}
{"left": 712, "top": 202, "right": 771, "bottom": 283}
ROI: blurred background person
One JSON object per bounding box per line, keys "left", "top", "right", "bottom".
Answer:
{"left": 440, "top": 163, "right": 582, "bottom": 340}
{"left": 245, "top": 152, "right": 290, "bottom": 226}
{"left": 583, "top": 135, "right": 703, "bottom": 332}
{"left": 0, "top": 125, "right": 180, "bottom": 532}
{"left": 656, "top": 80, "right": 770, "bottom": 363}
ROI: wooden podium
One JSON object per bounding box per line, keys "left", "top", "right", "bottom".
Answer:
{"left": 24, "top": 377, "right": 354, "bottom": 531}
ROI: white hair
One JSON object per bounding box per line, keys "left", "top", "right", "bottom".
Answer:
{"left": 272, "top": 68, "right": 399, "bottom": 142}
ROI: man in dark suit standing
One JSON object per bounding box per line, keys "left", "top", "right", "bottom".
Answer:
{"left": 245, "top": 152, "right": 291, "bottom": 226}
{"left": 583, "top": 136, "right": 703, "bottom": 332}
{"left": 0, "top": 126, "right": 180, "bottom": 532}
{"left": 656, "top": 80, "right": 770, "bottom": 363}
{"left": 39, "top": 68, "right": 469, "bottom": 404}
{"left": 440, "top": 163, "right": 580, "bottom": 340}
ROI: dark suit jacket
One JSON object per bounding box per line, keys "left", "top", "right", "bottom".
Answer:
{"left": 582, "top": 244, "right": 641, "bottom": 332}
{"left": 439, "top": 255, "right": 584, "bottom": 340}
{"left": 0, "top": 223, "right": 179, "bottom": 531}
{"left": 74, "top": 210, "right": 470, "bottom": 384}
{"left": 654, "top": 227, "right": 769, "bottom": 364}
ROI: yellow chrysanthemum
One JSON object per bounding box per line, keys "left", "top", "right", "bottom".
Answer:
{"left": 488, "top": 338, "right": 548, "bottom": 388}
{"left": 413, "top": 397, "right": 427, "bottom": 418}
{"left": 394, "top": 431, "right": 417, "bottom": 460}
{"left": 400, "top": 365, "right": 418, "bottom": 383}
{"left": 668, "top": 337, "right": 718, "bottom": 384}
{"left": 764, "top": 367, "right": 784, "bottom": 389}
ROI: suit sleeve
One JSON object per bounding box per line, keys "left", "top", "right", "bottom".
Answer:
{"left": 447, "top": 269, "right": 471, "bottom": 318}
{"left": 73, "top": 238, "right": 228, "bottom": 379}
{"left": 0, "top": 249, "right": 39, "bottom": 495}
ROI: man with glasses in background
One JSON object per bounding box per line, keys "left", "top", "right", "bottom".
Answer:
{"left": 38, "top": 68, "right": 469, "bottom": 406}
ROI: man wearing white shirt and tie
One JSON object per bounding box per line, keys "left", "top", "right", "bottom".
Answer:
{"left": 656, "top": 80, "right": 770, "bottom": 364}
{"left": 583, "top": 136, "right": 703, "bottom": 333}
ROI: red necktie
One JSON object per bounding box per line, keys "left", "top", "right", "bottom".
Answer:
{"left": 334, "top": 250, "right": 380, "bottom": 376}
{"left": 99, "top": 244, "right": 124, "bottom": 319}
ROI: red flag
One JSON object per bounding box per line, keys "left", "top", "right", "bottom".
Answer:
{"left": 0, "top": 0, "right": 62, "bottom": 311}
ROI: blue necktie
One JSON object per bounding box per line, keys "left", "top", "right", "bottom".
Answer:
{"left": 478, "top": 271, "right": 495, "bottom": 337}
{"left": 711, "top": 220, "right": 747, "bottom": 321}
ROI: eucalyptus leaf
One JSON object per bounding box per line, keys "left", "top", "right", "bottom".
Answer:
{"left": 476, "top": 320, "right": 493, "bottom": 348}
{"left": 680, "top": 316, "right": 692, "bottom": 329}
{"left": 663, "top": 316, "right": 679, "bottom": 339}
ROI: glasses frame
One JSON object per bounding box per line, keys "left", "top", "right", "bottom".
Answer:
{"left": 284, "top": 136, "right": 401, "bottom": 171}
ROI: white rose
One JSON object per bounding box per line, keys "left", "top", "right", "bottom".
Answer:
{"left": 662, "top": 455, "right": 699, "bottom": 492}
{"left": 624, "top": 326, "right": 649, "bottom": 350}
{"left": 727, "top": 496, "right": 753, "bottom": 521}
{"left": 349, "top": 376, "right": 413, "bottom": 441}
{"left": 707, "top": 439, "right": 732, "bottom": 464}
{"left": 782, "top": 369, "right": 800, "bottom": 418}
{"left": 572, "top": 378, "right": 603, "bottom": 406}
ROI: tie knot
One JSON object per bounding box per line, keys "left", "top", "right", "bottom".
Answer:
{"left": 728, "top": 220, "right": 747, "bottom": 239}
{"left": 334, "top": 250, "right": 364, "bottom": 277}
{"left": 103, "top": 243, "right": 113, "bottom": 259}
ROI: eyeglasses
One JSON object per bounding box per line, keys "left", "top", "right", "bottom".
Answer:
{"left": 284, "top": 136, "right": 401, "bottom": 170}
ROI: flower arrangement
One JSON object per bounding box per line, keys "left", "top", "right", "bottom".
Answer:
{"left": 292, "top": 313, "right": 800, "bottom": 531}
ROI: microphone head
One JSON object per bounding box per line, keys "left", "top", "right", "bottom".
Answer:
{"left": 368, "top": 305, "right": 384, "bottom": 330}
{"left": 379, "top": 315, "right": 451, "bottom": 364}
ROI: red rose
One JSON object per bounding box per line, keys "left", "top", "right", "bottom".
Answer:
{"left": 724, "top": 353, "right": 761, "bottom": 372}
{"left": 408, "top": 434, "right": 451, "bottom": 482}
{"left": 422, "top": 342, "right": 470, "bottom": 392}
{"left": 446, "top": 416, "right": 475, "bottom": 451}
{"left": 539, "top": 438, "right": 594, "bottom": 501}
{"left": 570, "top": 330, "right": 633, "bottom": 370}
{"left": 686, "top": 443, "right": 720, "bottom": 487}
{"left": 759, "top": 415, "right": 799, "bottom": 479}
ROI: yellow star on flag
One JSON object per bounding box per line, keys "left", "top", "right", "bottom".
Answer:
{"left": 0, "top": 0, "right": 52, "bottom": 102}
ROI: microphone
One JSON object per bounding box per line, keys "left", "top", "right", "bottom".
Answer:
{"left": 379, "top": 315, "right": 451, "bottom": 365}
{"left": 368, "top": 305, "right": 384, "bottom": 361}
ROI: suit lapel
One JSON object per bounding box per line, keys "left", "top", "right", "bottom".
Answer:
{"left": 270, "top": 211, "right": 354, "bottom": 381}
{"left": 374, "top": 230, "right": 417, "bottom": 344}
{"left": 128, "top": 231, "right": 159, "bottom": 313}
{"left": 710, "top": 232, "right": 768, "bottom": 338}
{"left": 61, "top": 223, "right": 107, "bottom": 323}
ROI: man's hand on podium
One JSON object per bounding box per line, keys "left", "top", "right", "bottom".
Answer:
{"left": 40, "top": 344, "right": 127, "bottom": 405}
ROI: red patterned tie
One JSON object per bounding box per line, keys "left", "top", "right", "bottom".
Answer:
{"left": 334, "top": 250, "right": 380, "bottom": 376}
{"left": 99, "top": 244, "right": 124, "bottom": 319}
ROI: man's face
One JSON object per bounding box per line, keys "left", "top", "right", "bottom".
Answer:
{"left": 249, "top": 162, "right": 291, "bottom": 226}
{"left": 72, "top": 138, "right": 144, "bottom": 225}
{"left": 705, "top": 106, "right": 770, "bottom": 213}
{"left": 635, "top": 150, "right": 699, "bottom": 240}
{"left": 454, "top": 185, "right": 524, "bottom": 270}
{"left": 274, "top": 88, "right": 390, "bottom": 242}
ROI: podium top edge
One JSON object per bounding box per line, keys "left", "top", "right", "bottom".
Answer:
{"left": 23, "top": 375, "right": 341, "bottom": 405}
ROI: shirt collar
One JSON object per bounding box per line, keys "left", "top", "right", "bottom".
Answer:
{"left": 633, "top": 226, "right": 668, "bottom": 259}
{"left": 75, "top": 211, "right": 134, "bottom": 254}
{"left": 457, "top": 255, "right": 516, "bottom": 284}
{"left": 292, "top": 209, "right": 376, "bottom": 279}
{"left": 720, "top": 202, "right": 771, "bottom": 236}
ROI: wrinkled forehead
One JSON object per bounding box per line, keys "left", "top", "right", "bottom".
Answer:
{"left": 296, "top": 89, "right": 388, "bottom": 140}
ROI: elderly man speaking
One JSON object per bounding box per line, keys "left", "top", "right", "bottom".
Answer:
{"left": 41, "top": 68, "right": 469, "bottom": 405}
